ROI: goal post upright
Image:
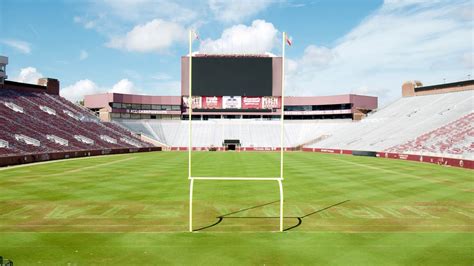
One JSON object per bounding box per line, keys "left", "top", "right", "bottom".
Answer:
{"left": 280, "top": 31, "right": 286, "bottom": 180}
{"left": 279, "top": 31, "right": 286, "bottom": 232}
{"left": 188, "top": 30, "right": 193, "bottom": 232}
{"left": 188, "top": 29, "right": 193, "bottom": 180}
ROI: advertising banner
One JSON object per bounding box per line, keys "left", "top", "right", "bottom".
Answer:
{"left": 202, "top": 96, "right": 222, "bottom": 109}
{"left": 242, "top": 97, "right": 261, "bottom": 109}
{"left": 262, "top": 96, "right": 280, "bottom": 109}
{"left": 182, "top": 96, "right": 202, "bottom": 109}
{"left": 127, "top": 110, "right": 171, "bottom": 114}
{"left": 222, "top": 96, "right": 242, "bottom": 109}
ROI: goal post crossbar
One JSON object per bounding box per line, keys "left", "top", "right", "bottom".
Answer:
{"left": 190, "top": 177, "right": 283, "bottom": 181}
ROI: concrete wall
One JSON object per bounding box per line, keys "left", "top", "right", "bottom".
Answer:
{"left": 350, "top": 94, "right": 378, "bottom": 110}
{"left": 301, "top": 148, "right": 473, "bottom": 170}
{"left": 415, "top": 84, "right": 474, "bottom": 96}
{"left": 83, "top": 93, "right": 113, "bottom": 109}
{"left": 113, "top": 94, "right": 181, "bottom": 105}
{"left": 38, "top": 78, "right": 60, "bottom": 95}
{"left": 0, "top": 147, "right": 161, "bottom": 167}
{"left": 84, "top": 93, "right": 181, "bottom": 109}
{"left": 285, "top": 95, "right": 352, "bottom": 105}
{"left": 3, "top": 80, "right": 59, "bottom": 95}
{"left": 402, "top": 80, "right": 473, "bottom": 97}
{"left": 272, "top": 57, "right": 282, "bottom": 96}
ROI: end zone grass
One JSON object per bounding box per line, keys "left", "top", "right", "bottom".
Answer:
{"left": 0, "top": 151, "right": 472, "bottom": 265}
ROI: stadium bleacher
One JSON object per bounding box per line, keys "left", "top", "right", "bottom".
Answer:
{"left": 385, "top": 112, "right": 474, "bottom": 157}
{"left": 116, "top": 90, "right": 473, "bottom": 159}
{"left": 117, "top": 119, "right": 351, "bottom": 148}
{"left": 313, "top": 90, "right": 473, "bottom": 155}
{"left": 0, "top": 88, "right": 153, "bottom": 157}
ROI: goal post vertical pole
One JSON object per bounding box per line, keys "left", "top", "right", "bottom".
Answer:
{"left": 278, "top": 179, "right": 284, "bottom": 232}
{"left": 188, "top": 29, "right": 193, "bottom": 178}
{"left": 188, "top": 30, "right": 193, "bottom": 232}
{"left": 281, "top": 32, "right": 285, "bottom": 178}
{"left": 279, "top": 31, "right": 286, "bottom": 232}
{"left": 189, "top": 177, "right": 194, "bottom": 232}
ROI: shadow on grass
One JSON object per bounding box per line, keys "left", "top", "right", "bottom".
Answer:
{"left": 193, "top": 199, "right": 350, "bottom": 232}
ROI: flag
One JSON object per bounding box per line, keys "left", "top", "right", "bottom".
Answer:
{"left": 285, "top": 34, "right": 292, "bottom": 46}
{"left": 192, "top": 30, "right": 200, "bottom": 41}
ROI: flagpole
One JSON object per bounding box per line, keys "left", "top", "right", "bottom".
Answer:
{"left": 188, "top": 30, "right": 193, "bottom": 179}
{"left": 188, "top": 30, "right": 193, "bottom": 232}
{"left": 188, "top": 30, "right": 193, "bottom": 178}
{"left": 279, "top": 31, "right": 286, "bottom": 232}
{"left": 280, "top": 32, "right": 285, "bottom": 180}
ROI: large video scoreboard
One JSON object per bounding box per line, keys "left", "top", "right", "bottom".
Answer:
{"left": 182, "top": 55, "right": 281, "bottom": 110}
{"left": 192, "top": 57, "right": 273, "bottom": 97}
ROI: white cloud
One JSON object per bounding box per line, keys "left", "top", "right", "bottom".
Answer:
{"left": 73, "top": 16, "right": 98, "bottom": 29}
{"left": 286, "top": 0, "right": 474, "bottom": 105}
{"left": 299, "top": 45, "right": 335, "bottom": 70}
{"left": 14, "top": 67, "right": 43, "bottom": 84}
{"left": 199, "top": 19, "right": 278, "bottom": 54}
{"left": 61, "top": 79, "right": 101, "bottom": 102}
{"left": 79, "top": 50, "right": 89, "bottom": 60}
{"left": 1, "top": 39, "right": 32, "bottom": 54}
{"left": 61, "top": 79, "right": 140, "bottom": 102}
{"left": 209, "top": 0, "right": 274, "bottom": 23}
{"left": 110, "top": 79, "right": 137, "bottom": 94}
{"left": 462, "top": 52, "right": 474, "bottom": 69}
{"left": 106, "top": 19, "right": 187, "bottom": 53}
{"left": 75, "top": 0, "right": 273, "bottom": 55}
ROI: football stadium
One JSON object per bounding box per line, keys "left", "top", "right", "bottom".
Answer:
{"left": 0, "top": 1, "right": 473, "bottom": 265}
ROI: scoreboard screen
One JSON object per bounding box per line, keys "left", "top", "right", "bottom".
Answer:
{"left": 192, "top": 57, "right": 273, "bottom": 96}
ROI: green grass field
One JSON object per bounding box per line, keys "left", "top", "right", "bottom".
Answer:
{"left": 0, "top": 151, "right": 472, "bottom": 265}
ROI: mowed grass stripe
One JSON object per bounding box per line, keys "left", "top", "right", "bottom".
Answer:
{"left": 0, "top": 151, "right": 472, "bottom": 265}
{"left": 0, "top": 232, "right": 472, "bottom": 265}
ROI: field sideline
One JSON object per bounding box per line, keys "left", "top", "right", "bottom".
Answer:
{"left": 0, "top": 151, "right": 472, "bottom": 265}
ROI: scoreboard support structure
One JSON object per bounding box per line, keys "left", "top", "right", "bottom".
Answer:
{"left": 188, "top": 31, "right": 287, "bottom": 232}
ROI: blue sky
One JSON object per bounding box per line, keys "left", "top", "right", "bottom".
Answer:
{"left": 1, "top": 0, "right": 472, "bottom": 105}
